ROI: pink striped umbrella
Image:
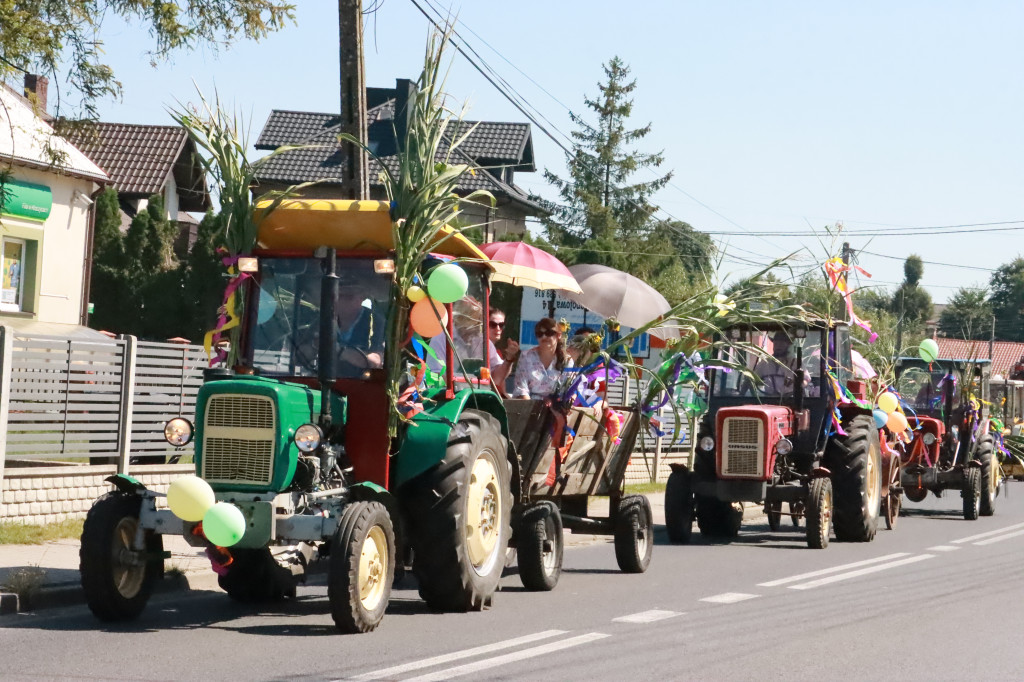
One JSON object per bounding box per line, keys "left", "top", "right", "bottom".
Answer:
{"left": 478, "top": 241, "right": 582, "bottom": 293}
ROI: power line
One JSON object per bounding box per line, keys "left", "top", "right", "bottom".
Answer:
{"left": 857, "top": 250, "right": 997, "bottom": 273}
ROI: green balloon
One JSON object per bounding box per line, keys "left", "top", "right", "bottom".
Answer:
{"left": 427, "top": 263, "right": 469, "bottom": 304}
{"left": 202, "top": 502, "right": 247, "bottom": 547}
{"left": 919, "top": 338, "right": 939, "bottom": 363}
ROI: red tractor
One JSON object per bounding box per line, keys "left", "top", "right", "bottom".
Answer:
{"left": 665, "top": 322, "right": 898, "bottom": 548}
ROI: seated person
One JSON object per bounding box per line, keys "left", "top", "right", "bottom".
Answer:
{"left": 753, "top": 332, "right": 800, "bottom": 395}
{"left": 512, "top": 317, "right": 574, "bottom": 399}
{"left": 426, "top": 296, "right": 494, "bottom": 374}
{"left": 332, "top": 277, "right": 385, "bottom": 373}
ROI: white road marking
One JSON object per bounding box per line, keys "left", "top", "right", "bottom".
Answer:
{"left": 951, "top": 521, "right": 1024, "bottom": 544}
{"left": 344, "top": 630, "right": 567, "bottom": 681}
{"left": 700, "top": 592, "right": 760, "bottom": 604}
{"left": 928, "top": 545, "right": 961, "bottom": 552}
{"left": 788, "top": 554, "right": 934, "bottom": 590}
{"left": 974, "top": 528, "right": 1024, "bottom": 546}
{"left": 403, "top": 633, "right": 611, "bottom": 682}
{"left": 757, "top": 553, "right": 911, "bottom": 587}
{"left": 612, "top": 609, "right": 683, "bottom": 624}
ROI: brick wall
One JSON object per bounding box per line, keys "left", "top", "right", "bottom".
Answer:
{"left": 1, "top": 464, "right": 195, "bottom": 525}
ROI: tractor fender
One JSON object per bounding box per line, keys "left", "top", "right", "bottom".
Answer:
{"left": 104, "top": 474, "right": 148, "bottom": 495}
{"left": 394, "top": 388, "right": 509, "bottom": 488}
{"left": 810, "top": 466, "right": 832, "bottom": 478}
{"left": 668, "top": 462, "right": 691, "bottom": 474}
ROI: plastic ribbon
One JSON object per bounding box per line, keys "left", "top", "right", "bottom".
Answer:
{"left": 824, "top": 256, "right": 878, "bottom": 343}
{"left": 203, "top": 255, "right": 253, "bottom": 365}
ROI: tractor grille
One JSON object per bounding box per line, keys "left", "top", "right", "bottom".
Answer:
{"left": 201, "top": 394, "right": 277, "bottom": 485}
{"left": 722, "top": 417, "right": 764, "bottom": 478}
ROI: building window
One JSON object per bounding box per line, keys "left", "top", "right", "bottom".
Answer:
{"left": 1, "top": 237, "right": 26, "bottom": 312}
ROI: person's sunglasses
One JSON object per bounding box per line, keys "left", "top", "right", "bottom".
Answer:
{"left": 489, "top": 321, "right": 506, "bottom": 328}
{"left": 537, "top": 329, "right": 560, "bottom": 338}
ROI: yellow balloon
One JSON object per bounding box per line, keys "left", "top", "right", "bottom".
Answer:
{"left": 877, "top": 392, "right": 899, "bottom": 414}
{"left": 167, "top": 475, "right": 216, "bottom": 522}
{"left": 407, "top": 285, "right": 426, "bottom": 303}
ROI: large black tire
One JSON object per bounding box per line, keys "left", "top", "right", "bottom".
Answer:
{"left": 80, "top": 492, "right": 163, "bottom": 622}
{"left": 962, "top": 467, "right": 981, "bottom": 520}
{"left": 695, "top": 496, "right": 743, "bottom": 539}
{"left": 975, "top": 435, "right": 998, "bottom": 517}
{"left": 806, "top": 477, "right": 832, "bottom": 549}
{"left": 766, "top": 501, "right": 783, "bottom": 532}
{"left": 217, "top": 548, "right": 295, "bottom": 602}
{"left": 406, "top": 409, "right": 512, "bottom": 612}
{"left": 828, "top": 415, "right": 882, "bottom": 542}
{"left": 517, "top": 502, "right": 563, "bottom": 591}
{"left": 328, "top": 501, "right": 395, "bottom": 633}
{"left": 614, "top": 495, "right": 653, "bottom": 573}
{"left": 664, "top": 469, "right": 695, "bottom": 544}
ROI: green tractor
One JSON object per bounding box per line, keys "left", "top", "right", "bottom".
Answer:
{"left": 79, "top": 200, "right": 517, "bottom": 633}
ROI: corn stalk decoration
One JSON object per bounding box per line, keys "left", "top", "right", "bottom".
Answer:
{"left": 340, "top": 30, "right": 494, "bottom": 436}
{"left": 169, "top": 91, "right": 315, "bottom": 367}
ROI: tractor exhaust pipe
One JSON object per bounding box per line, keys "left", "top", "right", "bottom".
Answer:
{"left": 318, "top": 247, "right": 339, "bottom": 427}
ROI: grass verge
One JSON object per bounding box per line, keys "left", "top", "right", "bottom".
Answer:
{"left": 0, "top": 518, "right": 84, "bottom": 545}
{"left": 624, "top": 482, "right": 667, "bottom": 495}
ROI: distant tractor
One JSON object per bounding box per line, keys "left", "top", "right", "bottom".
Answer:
{"left": 665, "top": 322, "right": 896, "bottom": 549}
{"left": 893, "top": 356, "right": 998, "bottom": 519}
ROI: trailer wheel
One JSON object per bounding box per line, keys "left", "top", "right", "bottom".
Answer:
{"left": 407, "top": 409, "right": 512, "bottom": 612}
{"left": 664, "top": 469, "right": 694, "bottom": 543}
{"left": 883, "top": 459, "right": 902, "bottom": 530}
{"left": 962, "top": 467, "right": 981, "bottom": 520}
{"left": 766, "top": 501, "right": 783, "bottom": 532}
{"left": 80, "top": 493, "right": 163, "bottom": 622}
{"left": 806, "top": 477, "right": 832, "bottom": 549}
{"left": 517, "top": 502, "right": 563, "bottom": 590}
{"left": 828, "top": 415, "right": 882, "bottom": 542}
{"left": 696, "top": 496, "right": 743, "bottom": 539}
{"left": 328, "top": 501, "right": 395, "bottom": 633}
{"left": 974, "top": 435, "right": 998, "bottom": 516}
{"left": 614, "top": 495, "right": 653, "bottom": 573}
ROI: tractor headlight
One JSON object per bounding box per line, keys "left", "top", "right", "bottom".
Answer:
{"left": 775, "top": 438, "right": 794, "bottom": 455}
{"left": 922, "top": 433, "right": 937, "bottom": 446}
{"left": 163, "top": 418, "right": 194, "bottom": 446}
{"left": 294, "top": 424, "right": 323, "bottom": 453}
{"left": 699, "top": 435, "right": 715, "bottom": 452}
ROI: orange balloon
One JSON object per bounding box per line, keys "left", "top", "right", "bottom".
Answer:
{"left": 409, "top": 298, "right": 448, "bottom": 338}
{"left": 887, "top": 411, "right": 909, "bottom": 433}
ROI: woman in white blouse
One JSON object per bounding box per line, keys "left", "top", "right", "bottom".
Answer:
{"left": 512, "top": 317, "right": 573, "bottom": 399}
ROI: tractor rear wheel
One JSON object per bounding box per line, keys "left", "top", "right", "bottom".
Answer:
{"left": 828, "top": 415, "right": 882, "bottom": 542}
{"left": 974, "top": 435, "right": 998, "bottom": 517}
{"left": 328, "top": 501, "right": 395, "bottom": 633}
{"left": 806, "top": 477, "right": 832, "bottom": 549}
{"left": 80, "top": 493, "right": 163, "bottom": 621}
{"left": 962, "top": 467, "right": 981, "bottom": 520}
{"left": 407, "top": 410, "right": 512, "bottom": 612}
{"left": 614, "top": 495, "right": 653, "bottom": 573}
{"left": 696, "top": 496, "right": 743, "bottom": 539}
{"left": 664, "top": 469, "right": 694, "bottom": 544}
{"left": 517, "top": 502, "right": 563, "bottom": 590}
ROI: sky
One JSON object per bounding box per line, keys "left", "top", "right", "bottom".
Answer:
{"left": 76, "top": 1, "right": 1024, "bottom": 304}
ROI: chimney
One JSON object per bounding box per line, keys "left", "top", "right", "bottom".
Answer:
{"left": 24, "top": 74, "right": 48, "bottom": 114}
{"left": 393, "top": 78, "right": 416, "bottom": 152}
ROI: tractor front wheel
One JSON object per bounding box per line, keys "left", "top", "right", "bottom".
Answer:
{"left": 614, "top": 495, "right": 653, "bottom": 573}
{"left": 962, "top": 467, "right": 981, "bottom": 520}
{"left": 975, "top": 435, "right": 998, "bottom": 517}
{"left": 80, "top": 493, "right": 163, "bottom": 622}
{"left": 664, "top": 469, "right": 694, "bottom": 544}
{"left": 328, "top": 501, "right": 395, "bottom": 633}
{"left": 517, "top": 502, "right": 563, "bottom": 591}
{"left": 407, "top": 410, "right": 512, "bottom": 612}
{"left": 806, "top": 477, "right": 833, "bottom": 549}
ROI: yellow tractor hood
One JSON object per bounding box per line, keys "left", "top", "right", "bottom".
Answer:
{"left": 255, "top": 199, "right": 489, "bottom": 262}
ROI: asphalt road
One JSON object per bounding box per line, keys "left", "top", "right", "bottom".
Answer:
{"left": 5, "top": 485, "right": 1024, "bottom": 681}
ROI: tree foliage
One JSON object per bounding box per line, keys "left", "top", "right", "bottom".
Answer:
{"left": 939, "top": 287, "right": 991, "bottom": 340}
{"left": 535, "top": 57, "right": 712, "bottom": 290}
{"left": 989, "top": 257, "right": 1024, "bottom": 341}
{"left": 0, "top": 0, "right": 295, "bottom": 119}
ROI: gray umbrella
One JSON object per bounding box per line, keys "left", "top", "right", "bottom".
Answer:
{"left": 565, "top": 263, "right": 678, "bottom": 339}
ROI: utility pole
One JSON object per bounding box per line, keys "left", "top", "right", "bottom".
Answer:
{"left": 339, "top": 0, "right": 369, "bottom": 200}
{"left": 990, "top": 314, "right": 996, "bottom": 360}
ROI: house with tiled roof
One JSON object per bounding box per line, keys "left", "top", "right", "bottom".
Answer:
{"left": 64, "top": 120, "right": 211, "bottom": 255}
{"left": 0, "top": 77, "right": 110, "bottom": 330}
{"left": 254, "top": 78, "right": 545, "bottom": 240}
{"left": 933, "top": 337, "right": 1024, "bottom": 379}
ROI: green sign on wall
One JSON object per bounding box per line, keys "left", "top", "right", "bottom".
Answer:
{"left": 1, "top": 179, "right": 52, "bottom": 222}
